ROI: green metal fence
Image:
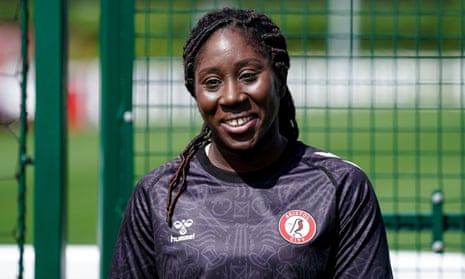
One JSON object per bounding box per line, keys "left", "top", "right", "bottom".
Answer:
{"left": 100, "top": 0, "right": 465, "bottom": 277}
{"left": 0, "top": 1, "right": 33, "bottom": 279}
{"left": 34, "top": 0, "right": 69, "bottom": 278}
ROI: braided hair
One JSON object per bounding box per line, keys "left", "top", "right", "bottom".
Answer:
{"left": 166, "top": 8, "right": 299, "bottom": 225}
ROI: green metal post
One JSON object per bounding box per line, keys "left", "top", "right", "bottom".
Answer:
{"left": 17, "top": 1, "right": 32, "bottom": 278}
{"left": 33, "top": 0, "right": 68, "bottom": 278}
{"left": 99, "top": 0, "right": 134, "bottom": 277}
{"left": 431, "top": 190, "right": 444, "bottom": 253}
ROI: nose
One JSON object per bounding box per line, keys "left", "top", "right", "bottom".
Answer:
{"left": 220, "top": 79, "right": 244, "bottom": 106}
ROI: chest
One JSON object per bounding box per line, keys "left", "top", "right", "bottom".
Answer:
{"left": 153, "top": 183, "right": 337, "bottom": 278}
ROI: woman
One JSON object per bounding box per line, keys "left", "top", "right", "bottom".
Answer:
{"left": 110, "top": 8, "right": 393, "bottom": 278}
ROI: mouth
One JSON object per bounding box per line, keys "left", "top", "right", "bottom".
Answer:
{"left": 224, "top": 116, "right": 253, "bottom": 127}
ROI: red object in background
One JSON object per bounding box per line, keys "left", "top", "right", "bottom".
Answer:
{"left": 68, "top": 83, "right": 82, "bottom": 131}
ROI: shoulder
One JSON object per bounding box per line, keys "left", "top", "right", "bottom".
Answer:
{"left": 122, "top": 157, "right": 182, "bottom": 211}
{"left": 136, "top": 156, "right": 182, "bottom": 191}
{"left": 298, "top": 143, "right": 382, "bottom": 219}
{"left": 122, "top": 156, "right": 185, "bottom": 219}
{"left": 297, "top": 142, "right": 370, "bottom": 187}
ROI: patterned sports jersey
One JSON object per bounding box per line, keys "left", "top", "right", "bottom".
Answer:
{"left": 110, "top": 141, "right": 393, "bottom": 278}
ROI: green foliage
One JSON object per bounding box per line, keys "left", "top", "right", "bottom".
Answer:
{"left": 0, "top": 2, "right": 20, "bottom": 22}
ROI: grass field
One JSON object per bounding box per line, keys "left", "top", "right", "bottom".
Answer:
{"left": 0, "top": 109, "right": 464, "bottom": 252}
{"left": 0, "top": 127, "right": 99, "bottom": 244}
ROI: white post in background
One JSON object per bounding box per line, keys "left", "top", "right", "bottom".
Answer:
{"left": 328, "top": 0, "right": 360, "bottom": 57}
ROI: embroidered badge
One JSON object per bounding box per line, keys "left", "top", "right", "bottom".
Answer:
{"left": 278, "top": 209, "right": 317, "bottom": 245}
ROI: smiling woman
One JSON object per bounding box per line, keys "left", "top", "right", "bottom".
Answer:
{"left": 109, "top": 8, "right": 393, "bottom": 279}
{"left": 194, "top": 28, "right": 285, "bottom": 171}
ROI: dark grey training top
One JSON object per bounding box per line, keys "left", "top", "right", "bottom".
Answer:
{"left": 110, "top": 141, "right": 393, "bottom": 278}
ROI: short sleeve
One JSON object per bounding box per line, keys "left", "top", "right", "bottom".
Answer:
{"left": 109, "top": 181, "right": 158, "bottom": 279}
{"left": 334, "top": 167, "right": 393, "bottom": 278}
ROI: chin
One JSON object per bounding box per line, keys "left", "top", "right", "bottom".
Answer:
{"left": 228, "top": 140, "right": 260, "bottom": 153}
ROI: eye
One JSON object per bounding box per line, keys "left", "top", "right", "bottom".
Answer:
{"left": 202, "top": 77, "right": 222, "bottom": 91}
{"left": 239, "top": 71, "right": 258, "bottom": 83}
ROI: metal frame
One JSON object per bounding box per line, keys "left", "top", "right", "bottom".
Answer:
{"left": 99, "top": 0, "right": 135, "bottom": 277}
{"left": 33, "top": 0, "right": 68, "bottom": 278}
{"left": 384, "top": 190, "right": 465, "bottom": 253}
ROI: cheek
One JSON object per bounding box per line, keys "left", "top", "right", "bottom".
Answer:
{"left": 195, "top": 90, "right": 218, "bottom": 116}
{"left": 250, "top": 76, "right": 280, "bottom": 110}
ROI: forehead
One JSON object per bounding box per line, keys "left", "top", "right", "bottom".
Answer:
{"left": 195, "top": 27, "right": 266, "bottom": 66}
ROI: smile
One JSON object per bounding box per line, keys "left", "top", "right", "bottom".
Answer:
{"left": 225, "top": 116, "right": 252, "bottom": 127}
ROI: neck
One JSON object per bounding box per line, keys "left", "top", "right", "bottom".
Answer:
{"left": 207, "top": 135, "right": 289, "bottom": 172}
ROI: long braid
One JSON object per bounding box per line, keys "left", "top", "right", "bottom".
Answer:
{"left": 166, "top": 8, "right": 299, "bottom": 225}
{"left": 280, "top": 87, "right": 299, "bottom": 142}
{"left": 166, "top": 124, "right": 210, "bottom": 225}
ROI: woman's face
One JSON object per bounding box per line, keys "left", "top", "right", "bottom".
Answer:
{"left": 194, "top": 28, "right": 282, "bottom": 153}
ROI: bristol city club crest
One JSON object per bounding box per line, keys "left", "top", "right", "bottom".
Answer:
{"left": 278, "top": 209, "right": 317, "bottom": 245}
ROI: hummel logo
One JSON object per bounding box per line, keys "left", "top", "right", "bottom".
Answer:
{"left": 170, "top": 219, "right": 195, "bottom": 243}
{"left": 173, "top": 219, "right": 193, "bottom": 235}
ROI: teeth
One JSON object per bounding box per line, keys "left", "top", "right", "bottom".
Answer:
{"left": 226, "top": 116, "right": 251, "bottom": 127}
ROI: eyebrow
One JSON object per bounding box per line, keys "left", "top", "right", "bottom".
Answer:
{"left": 197, "top": 58, "right": 267, "bottom": 76}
